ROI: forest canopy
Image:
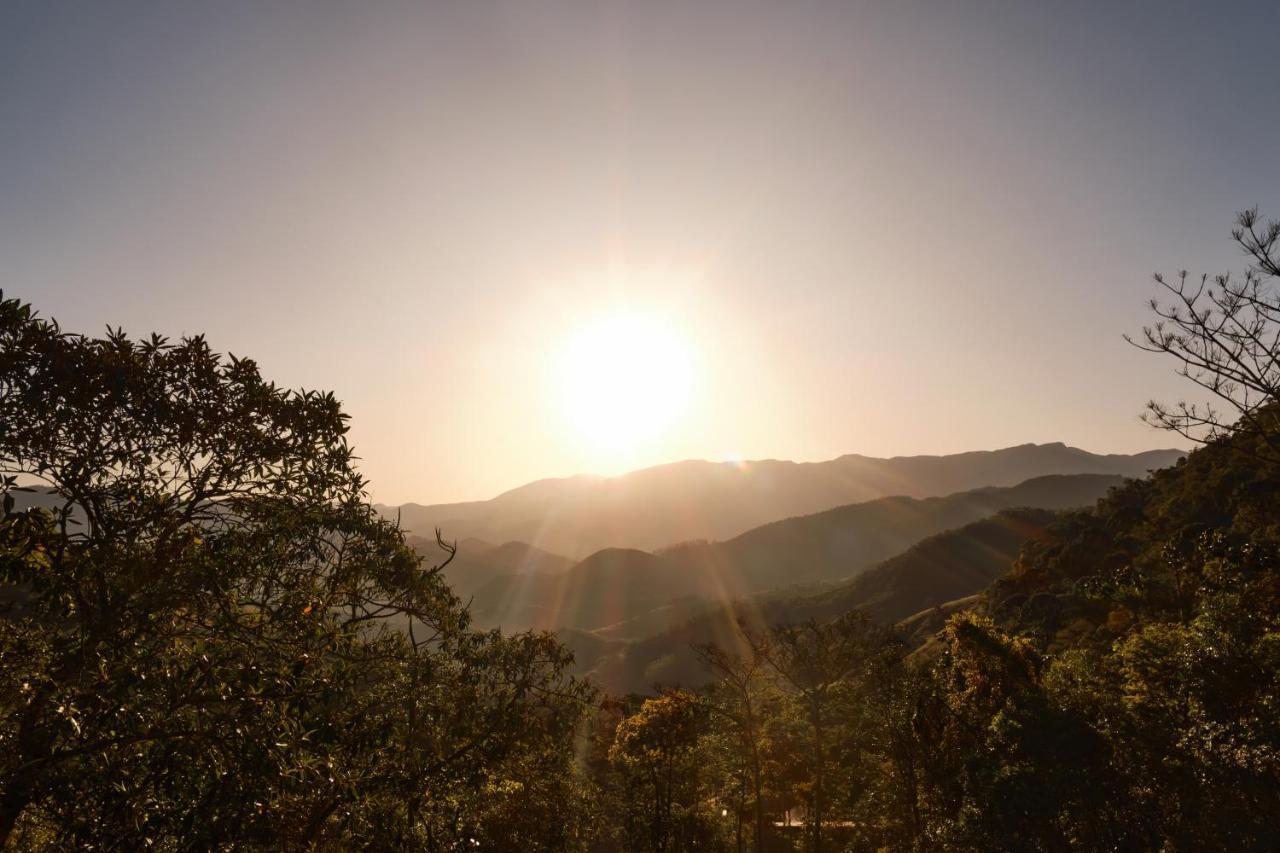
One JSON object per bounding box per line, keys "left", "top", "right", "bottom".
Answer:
{"left": 0, "top": 294, "right": 593, "bottom": 849}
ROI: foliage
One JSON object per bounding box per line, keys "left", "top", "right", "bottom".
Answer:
{"left": 764, "top": 613, "right": 898, "bottom": 853}
{"left": 0, "top": 293, "right": 593, "bottom": 848}
{"left": 605, "top": 690, "right": 725, "bottom": 852}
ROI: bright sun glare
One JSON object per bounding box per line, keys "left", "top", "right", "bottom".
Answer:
{"left": 560, "top": 313, "right": 693, "bottom": 450}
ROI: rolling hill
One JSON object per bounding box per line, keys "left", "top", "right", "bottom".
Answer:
{"left": 466, "top": 473, "right": 1130, "bottom": 636}
{"left": 576, "top": 507, "right": 1064, "bottom": 695}
{"left": 405, "top": 535, "right": 573, "bottom": 605}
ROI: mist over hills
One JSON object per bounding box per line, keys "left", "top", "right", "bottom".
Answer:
{"left": 405, "top": 535, "right": 572, "bottom": 602}
{"left": 575, "top": 507, "right": 1064, "bottom": 695}
{"left": 398, "top": 446, "right": 1185, "bottom": 699}
{"left": 426, "top": 472, "right": 1132, "bottom": 636}
{"left": 380, "top": 443, "right": 1181, "bottom": 558}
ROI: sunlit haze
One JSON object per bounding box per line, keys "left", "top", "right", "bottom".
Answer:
{"left": 5, "top": 2, "right": 1278, "bottom": 503}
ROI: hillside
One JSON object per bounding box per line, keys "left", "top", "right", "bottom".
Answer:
{"left": 656, "top": 474, "right": 1124, "bottom": 593}
{"left": 907, "top": 423, "right": 1280, "bottom": 847}
{"left": 405, "top": 535, "right": 573, "bottom": 603}
{"left": 475, "top": 473, "right": 1130, "bottom": 637}
{"left": 983, "top": 428, "right": 1280, "bottom": 652}
{"left": 786, "top": 506, "right": 1060, "bottom": 624}
{"left": 572, "top": 507, "right": 1073, "bottom": 694}
{"left": 566, "top": 424, "right": 1280, "bottom": 839}
{"left": 378, "top": 444, "right": 1181, "bottom": 557}
{"left": 468, "top": 548, "right": 689, "bottom": 632}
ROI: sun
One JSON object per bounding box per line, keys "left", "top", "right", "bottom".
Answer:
{"left": 560, "top": 313, "right": 694, "bottom": 450}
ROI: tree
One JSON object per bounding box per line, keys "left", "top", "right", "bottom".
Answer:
{"left": 1128, "top": 207, "right": 1280, "bottom": 455}
{"left": 607, "top": 690, "right": 716, "bottom": 852}
{"left": 1044, "top": 531, "right": 1280, "bottom": 849}
{"left": 763, "top": 613, "right": 898, "bottom": 853}
{"left": 693, "top": 627, "right": 774, "bottom": 853}
{"left": 0, "top": 293, "right": 592, "bottom": 847}
{"left": 873, "top": 662, "right": 933, "bottom": 847}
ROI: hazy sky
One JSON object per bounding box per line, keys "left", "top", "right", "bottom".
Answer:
{"left": 4, "top": 2, "right": 1279, "bottom": 504}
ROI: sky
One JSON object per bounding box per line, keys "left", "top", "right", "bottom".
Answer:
{"left": 4, "top": 1, "right": 1279, "bottom": 505}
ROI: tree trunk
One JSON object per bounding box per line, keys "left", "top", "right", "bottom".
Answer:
{"left": 752, "top": 754, "right": 764, "bottom": 853}
{"left": 0, "top": 781, "right": 32, "bottom": 847}
{"left": 736, "top": 776, "right": 745, "bottom": 853}
{"left": 812, "top": 701, "right": 825, "bottom": 853}
{"left": 1, "top": 687, "right": 58, "bottom": 848}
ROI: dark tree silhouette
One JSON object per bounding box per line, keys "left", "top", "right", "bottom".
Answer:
{"left": 0, "top": 293, "right": 591, "bottom": 847}
{"left": 1128, "top": 207, "right": 1280, "bottom": 455}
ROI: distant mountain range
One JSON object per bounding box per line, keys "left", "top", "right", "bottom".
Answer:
{"left": 411, "top": 472, "right": 1134, "bottom": 636}
{"left": 380, "top": 443, "right": 1181, "bottom": 558}
{"left": 395, "top": 444, "right": 1184, "bottom": 696}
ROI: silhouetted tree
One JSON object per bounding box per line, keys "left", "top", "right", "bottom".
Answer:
{"left": 1128, "top": 207, "right": 1280, "bottom": 455}
{"left": 0, "top": 293, "right": 592, "bottom": 847}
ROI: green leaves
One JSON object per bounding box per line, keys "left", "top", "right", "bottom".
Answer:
{"left": 0, "top": 294, "right": 593, "bottom": 849}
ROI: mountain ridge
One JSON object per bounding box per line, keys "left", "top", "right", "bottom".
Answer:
{"left": 379, "top": 443, "right": 1183, "bottom": 558}
{"left": 575, "top": 507, "right": 1067, "bottom": 694}
{"left": 461, "top": 472, "right": 1133, "bottom": 634}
